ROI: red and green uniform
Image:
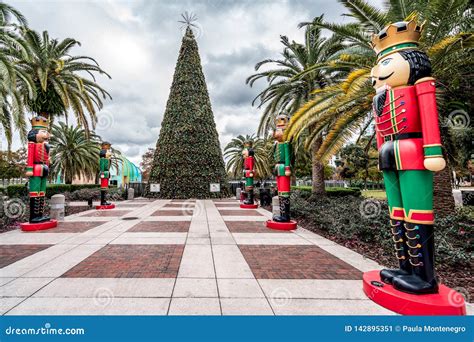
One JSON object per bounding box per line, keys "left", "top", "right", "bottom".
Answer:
{"left": 26, "top": 141, "right": 50, "bottom": 197}
{"left": 99, "top": 150, "right": 111, "bottom": 189}
{"left": 374, "top": 78, "right": 441, "bottom": 225}
{"left": 274, "top": 141, "right": 291, "bottom": 197}
{"left": 243, "top": 152, "right": 254, "bottom": 187}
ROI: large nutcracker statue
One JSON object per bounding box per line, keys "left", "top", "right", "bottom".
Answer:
{"left": 20, "top": 116, "right": 57, "bottom": 231}
{"left": 96, "top": 141, "right": 115, "bottom": 210}
{"left": 362, "top": 20, "right": 466, "bottom": 315}
{"left": 240, "top": 141, "right": 258, "bottom": 209}
{"left": 266, "top": 114, "right": 297, "bottom": 230}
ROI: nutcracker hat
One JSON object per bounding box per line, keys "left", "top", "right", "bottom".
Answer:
{"left": 101, "top": 141, "right": 112, "bottom": 148}
{"left": 31, "top": 116, "right": 49, "bottom": 130}
{"left": 371, "top": 20, "right": 424, "bottom": 61}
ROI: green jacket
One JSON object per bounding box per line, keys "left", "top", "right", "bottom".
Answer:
{"left": 274, "top": 141, "right": 292, "bottom": 176}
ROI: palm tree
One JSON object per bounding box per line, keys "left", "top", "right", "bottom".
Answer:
{"left": 285, "top": 0, "right": 473, "bottom": 215}
{"left": 49, "top": 122, "right": 100, "bottom": 184}
{"left": 224, "top": 134, "right": 272, "bottom": 180}
{"left": 247, "top": 16, "right": 345, "bottom": 194}
{"left": 14, "top": 28, "right": 112, "bottom": 129}
{"left": 0, "top": 2, "right": 31, "bottom": 150}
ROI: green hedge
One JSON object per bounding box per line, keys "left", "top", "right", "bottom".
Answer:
{"left": 291, "top": 186, "right": 361, "bottom": 197}
{"left": 6, "top": 183, "right": 101, "bottom": 198}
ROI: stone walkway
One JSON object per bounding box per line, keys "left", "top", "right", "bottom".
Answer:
{"left": 0, "top": 198, "right": 416, "bottom": 315}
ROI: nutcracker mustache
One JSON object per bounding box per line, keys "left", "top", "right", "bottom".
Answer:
{"left": 378, "top": 71, "right": 394, "bottom": 81}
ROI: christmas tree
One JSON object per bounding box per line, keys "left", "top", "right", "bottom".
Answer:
{"left": 146, "top": 21, "right": 229, "bottom": 199}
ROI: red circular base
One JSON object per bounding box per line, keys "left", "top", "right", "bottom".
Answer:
{"left": 363, "top": 270, "right": 466, "bottom": 315}
{"left": 96, "top": 204, "right": 115, "bottom": 210}
{"left": 20, "top": 219, "right": 58, "bottom": 232}
{"left": 240, "top": 203, "right": 258, "bottom": 209}
{"left": 266, "top": 219, "right": 297, "bottom": 230}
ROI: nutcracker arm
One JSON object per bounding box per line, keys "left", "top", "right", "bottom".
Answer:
{"left": 284, "top": 143, "right": 291, "bottom": 168}
{"left": 415, "top": 77, "right": 443, "bottom": 158}
{"left": 26, "top": 142, "right": 35, "bottom": 173}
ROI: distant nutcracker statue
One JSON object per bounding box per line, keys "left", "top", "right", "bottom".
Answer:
{"left": 362, "top": 20, "right": 466, "bottom": 315}
{"left": 20, "top": 116, "right": 57, "bottom": 231}
{"left": 240, "top": 141, "right": 258, "bottom": 209}
{"left": 266, "top": 114, "right": 297, "bottom": 230}
{"left": 96, "top": 141, "right": 115, "bottom": 210}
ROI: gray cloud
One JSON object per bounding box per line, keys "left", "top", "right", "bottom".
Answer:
{"left": 7, "top": 0, "right": 383, "bottom": 164}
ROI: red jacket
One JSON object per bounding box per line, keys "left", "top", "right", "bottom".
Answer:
{"left": 244, "top": 156, "right": 254, "bottom": 177}
{"left": 26, "top": 142, "right": 49, "bottom": 177}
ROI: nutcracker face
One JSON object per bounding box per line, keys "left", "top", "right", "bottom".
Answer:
{"left": 36, "top": 129, "right": 50, "bottom": 143}
{"left": 274, "top": 115, "right": 289, "bottom": 143}
{"left": 242, "top": 148, "right": 249, "bottom": 158}
{"left": 371, "top": 52, "right": 410, "bottom": 90}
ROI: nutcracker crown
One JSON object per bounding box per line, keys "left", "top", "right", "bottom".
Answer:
{"left": 31, "top": 116, "right": 49, "bottom": 130}
{"left": 371, "top": 20, "right": 424, "bottom": 60}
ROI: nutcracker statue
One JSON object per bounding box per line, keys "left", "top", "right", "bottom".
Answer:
{"left": 362, "top": 20, "right": 466, "bottom": 315}
{"left": 240, "top": 141, "right": 258, "bottom": 209}
{"left": 20, "top": 116, "right": 57, "bottom": 231}
{"left": 96, "top": 141, "right": 115, "bottom": 210}
{"left": 266, "top": 114, "right": 297, "bottom": 230}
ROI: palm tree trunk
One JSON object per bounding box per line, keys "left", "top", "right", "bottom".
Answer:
{"left": 433, "top": 165, "right": 455, "bottom": 218}
{"left": 311, "top": 135, "right": 325, "bottom": 195}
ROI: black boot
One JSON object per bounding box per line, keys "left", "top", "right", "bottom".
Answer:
{"left": 272, "top": 196, "right": 290, "bottom": 222}
{"left": 244, "top": 189, "right": 254, "bottom": 205}
{"left": 380, "top": 219, "right": 412, "bottom": 284}
{"left": 30, "top": 197, "right": 43, "bottom": 223}
{"left": 393, "top": 223, "right": 438, "bottom": 294}
{"left": 37, "top": 196, "right": 50, "bottom": 223}
{"left": 100, "top": 190, "right": 111, "bottom": 206}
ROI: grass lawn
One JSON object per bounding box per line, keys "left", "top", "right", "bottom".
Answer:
{"left": 362, "top": 190, "right": 387, "bottom": 200}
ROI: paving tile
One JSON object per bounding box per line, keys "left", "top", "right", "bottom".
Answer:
{"left": 27, "top": 221, "right": 104, "bottom": 234}
{"left": 0, "top": 233, "right": 75, "bottom": 245}
{"left": 173, "top": 278, "right": 218, "bottom": 298}
{"left": 178, "top": 245, "right": 215, "bottom": 278}
{"left": 269, "top": 298, "right": 395, "bottom": 315}
{"left": 217, "top": 279, "right": 265, "bottom": 298}
{"left": 151, "top": 210, "right": 189, "bottom": 216}
{"left": 168, "top": 298, "right": 221, "bottom": 315}
{"left": 239, "top": 245, "right": 362, "bottom": 280}
{"left": 127, "top": 221, "right": 191, "bottom": 232}
{"left": 219, "top": 210, "right": 262, "bottom": 216}
{"left": 81, "top": 210, "right": 131, "bottom": 217}
{"left": 7, "top": 297, "right": 170, "bottom": 315}
{"left": 220, "top": 298, "right": 273, "bottom": 315}
{"left": 24, "top": 244, "right": 105, "bottom": 277}
{"left": 34, "top": 278, "right": 175, "bottom": 298}
{"left": 212, "top": 245, "right": 254, "bottom": 279}
{"left": 258, "top": 279, "right": 367, "bottom": 299}
{"left": 62, "top": 245, "right": 184, "bottom": 278}
{"left": 0, "top": 277, "right": 54, "bottom": 297}
{"left": 1, "top": 297, "right": 26, "bottom": 315}
{"left": 163, "top": 203, "right": 195, "bottom": 209}
{"left": 187, "top": 237, "right": 211, "bottom": 245}
{"left": 0, "top": 245, "right": 52, "bottom": 268}
{"left": 225, "top": 221, "right": 288, "bottom": 233}
{"left": 110, "top": 236, "right": 187, "bottom": 245}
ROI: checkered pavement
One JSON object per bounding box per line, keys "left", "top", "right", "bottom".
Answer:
{"left": 1, "top": 198, "right": 401, "bottom": 315}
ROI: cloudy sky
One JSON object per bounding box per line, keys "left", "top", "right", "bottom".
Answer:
{"left": 7, "top": 0, "right": 382, "bottom": 165}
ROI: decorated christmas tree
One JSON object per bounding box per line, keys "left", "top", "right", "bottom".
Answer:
{"left": 146, "top": 19, "right": 229, "bottom": 199}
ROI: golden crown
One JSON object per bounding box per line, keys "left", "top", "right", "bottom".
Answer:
{"left": 371, "top": 20, "right": 424, "bottom": 59}
{"left": 31, "top": 116, "right": 48, "bottom": 130}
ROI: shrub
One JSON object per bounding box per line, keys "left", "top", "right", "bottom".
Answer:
{"left": 291, "top": 186, "right": 361, "bottom": 197}
{"left": 290, "top": 193, "right": 472, "bottom": 268}
{"left": 6, "top": 183, "right": 101, "bottom": 199}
